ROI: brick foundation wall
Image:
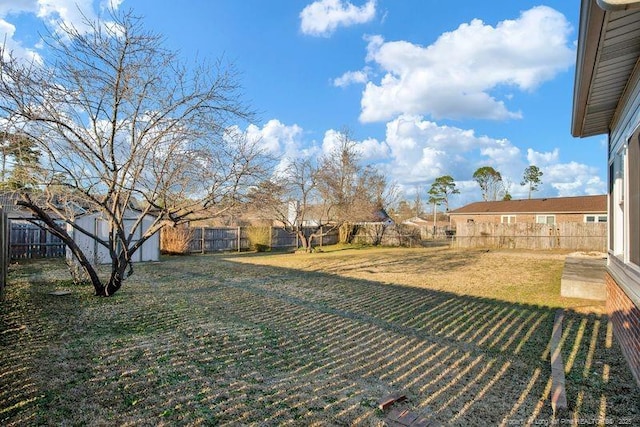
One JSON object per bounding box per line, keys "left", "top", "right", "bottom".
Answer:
{"left": 606, "top": 272, "right": 640, "bottom": 386}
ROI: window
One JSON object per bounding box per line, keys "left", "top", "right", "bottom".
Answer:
{"left": 611, "top": 149, "right": 625, "bottom": 256}
{"left": 584, "top": 215, "right": 607, "bottom": 223}
{"left": 536, "top": 215, "right": 555, "bottom": 225}
{"left": 611, "top": 131, "right": 640, "bottom": 266}
{"left": 501, "top": 215, "right": 516, "bottom": 224}
{"left": 629, "top": 134, "right": 639, "bottom": 266}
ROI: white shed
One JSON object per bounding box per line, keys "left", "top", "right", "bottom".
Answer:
{"left": 67, "top": 209, "right": 160, "bottom": 265}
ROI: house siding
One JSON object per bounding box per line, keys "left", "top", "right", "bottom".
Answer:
{"left": 449, "top": 213, "right": 599, "bottom": 228}
{"left": 606, "top": 272, "right": 640, "bottom": 385}
{"left": 573, "top": 0, "right": 640, "bottom": 388}
{"left": 604, "top": 21, "right": 640, "bottom": 387}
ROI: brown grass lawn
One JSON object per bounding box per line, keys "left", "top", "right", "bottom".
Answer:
{"left": 1, "top": 246, "right": 638, "bottom": 426}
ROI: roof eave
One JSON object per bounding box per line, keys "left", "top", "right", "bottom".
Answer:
{"left": 572, "top": 0, "right": 640, "bottom": 138}
{"left": 597, "top": 0, "right": 640, "bottom": 11}
{"left": 572, "top": 0, "right": 608, "bottom": 137}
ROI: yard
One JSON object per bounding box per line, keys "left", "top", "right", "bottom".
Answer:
{"left": 1, "top": 246, "right": 638, "bottom": 426}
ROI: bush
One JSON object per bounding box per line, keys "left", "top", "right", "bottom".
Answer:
{"left": 161, "top": 225, "right": 194, "bottom": 255}
{"left": 339, "top": 223, "right": 359, "bottom": 243}
{"left": 246, "top": 226, "right": 271, "bottom": 252}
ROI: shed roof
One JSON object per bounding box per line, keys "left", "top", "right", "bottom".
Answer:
{"left": 572, "top": 0, "right": 640, "bottom": 137}
{"left": 449, "top": 195, "right": 607, "bottom": 215}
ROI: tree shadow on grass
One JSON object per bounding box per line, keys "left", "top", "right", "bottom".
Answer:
{"left": 0, "top": 255, "right": 638, "bottom": 426}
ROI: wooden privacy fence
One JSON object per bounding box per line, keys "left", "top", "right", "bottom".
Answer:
{"left": 186, "top": 226, "right": 340, "bottom": 253}
{"left": 0, "top": 209, "right": 8, "bottom": 300}
{"left": 351, "top": 224, "right": 422, "bottom": 247}
{"left": 10, "top": 221, "right": 66, "bottom": 259}
{"left": 190, "top": 227, "right": 246, "bottom": 252}
{"left": 454, "top": 222, "right": 607, "bottom": 251}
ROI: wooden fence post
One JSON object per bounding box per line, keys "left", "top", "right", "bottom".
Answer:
{"left": 0, "top": 209, "right": 6, "bottom": 301}
{"left": 237, "top": 226, "right": 241, "bottom": 252}
{"left": 269, "top": 226, "right": 273, "bottom": 250}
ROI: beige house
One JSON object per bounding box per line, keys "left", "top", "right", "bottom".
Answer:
{"left": 572, "top": 0, "right": 640, "bottom": 385}
{"left": 448, "top": 195, "right": 607, "bottom": 228}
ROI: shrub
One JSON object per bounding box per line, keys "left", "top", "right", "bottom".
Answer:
{"left": 246, "top": 226, "right": 271, "bottom": 252}
{"left": 339, "top": 223, "right": 359, "bottom": 243}
{"left": 161, "top": 225, "right": 194, "bottom": 255}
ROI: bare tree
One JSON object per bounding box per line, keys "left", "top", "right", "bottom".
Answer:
{"left": 248, "top": 158, "right": 328, "bottom": 252}
{"left": 0, "top": 10, "right": 267, "bottom": 296}
{"left": 316, "top": 130, "right": 396, "bottom": 243}
{"left": 251, "top": 129, "right": 397, "bottom": 250}
{"left": 316, "top": 130, "right": 360, "bottom": 223}
{"left": 413, "top": 185, "right": 423, "bottom": 217}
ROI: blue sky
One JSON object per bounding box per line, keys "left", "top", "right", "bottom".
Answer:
{"left": 0, "top": 0, "right": 607, "bottom": 208}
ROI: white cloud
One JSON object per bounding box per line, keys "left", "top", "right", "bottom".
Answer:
{"left": 0, "top": 18, "right": 41, "bottom": 62}
{"left": 300, "top": 0, "right": 376, "bottom": 37}
{"left": 378, "top": 115, "right": 605, "bottom": 205}
{"left": 526, "top": 148, "right": 560, "bottom": 166}
{"left": 358, "top": 137, "right": 389, "bottom": 161}
{"left": 480, "top": 142, "right": 521, "bottom": 167}
{"left": 333, "top": 69, "right": 369, "bottom": 87}
{"left": 545, "top": 162, "right": 606, "bottom": 197}
{"left": 33, "top": 0, "right": 98, "bottom": 34}
{"left": 383, "top": 114, "right": 520, "bottom": 186}
{"left": 358, "top": 6, "right": 574, "bottom": 122}
{"left": 244, "top": 116, "right": 605, "bottom": 206}
{"left": 320, "top": 128, "right": 389, "bottom": 161}
{"left": 0, "top": 0, "right": 123, "bottom": 61}
{"left": 241, "top": 120, "right": 318, "bottom": 174}
{"left": 320, "top": 128, "right": 341, "bottom": 154}
{"left": 245, "top": 119, "right": 306, "bottom": 157}
{"left": 100, "top": 0, "right": 124, "bottom": 10}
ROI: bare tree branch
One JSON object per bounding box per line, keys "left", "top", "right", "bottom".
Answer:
{"left": 0, "top": 9, "right": 267, "bottom": 296}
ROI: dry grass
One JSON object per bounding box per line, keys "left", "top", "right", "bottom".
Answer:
{"left": 1, "top": 247, "right": 638, "bottom": 426}
{"left": 233, "top": 246, "right": 597, "bottom": 310}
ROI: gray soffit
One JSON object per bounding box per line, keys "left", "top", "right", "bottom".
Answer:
{"left": 572, "top": 0, "right": 640, "bottom": 137}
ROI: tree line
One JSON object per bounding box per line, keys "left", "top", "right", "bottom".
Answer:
{"left": 393, "top": 165, "right": 544, "bottom": 222}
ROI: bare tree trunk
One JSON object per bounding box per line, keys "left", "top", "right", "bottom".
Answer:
{"left": 104, "top": 254, "right": 131, "bottom": 296}
{"left": 307, "top": 234, "right": 316, "bottom": 252}
{"left": 16, "top": 197, "right": 105, "bottom": 295}
{"left": 296, "top": 229, "right": 311, "bottom": 252}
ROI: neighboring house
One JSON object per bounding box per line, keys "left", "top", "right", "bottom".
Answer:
{"left": 286, "top": 201, "right": 394, "bottom": 227}
{"left": 401, "top": 216, "right": 431, "bottom": 227}
{"left": 448, "top": 195, "right": 607, "bottom": 228}
{"left": 572, "top": 0, "right": 640, "bottom": 385}
{"left": 402, "top": 216, "right": 452, "bottom": 239}
{"left": 357, "top": 208, "right": 395, "bottom": 226}
{"left": 68, "top": 208, "right": 160, "bottom": 265}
